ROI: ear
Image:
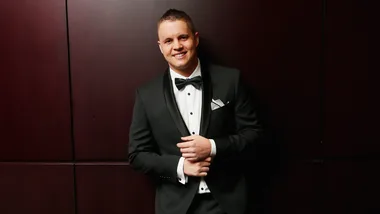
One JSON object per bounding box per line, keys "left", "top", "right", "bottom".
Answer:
{"left": 157, "top": 41, "right": 163, "bottom": 54}
{"left": 194, "top": 32, "right": 200, "bottom": 47}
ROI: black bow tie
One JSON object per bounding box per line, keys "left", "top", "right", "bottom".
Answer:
{"left": 175, "top": 76, "right": 203, "bottom": 90}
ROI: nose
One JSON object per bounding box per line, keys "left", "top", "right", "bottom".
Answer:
{"left": 173, "top": 39, "right": 183, "bottom": 50}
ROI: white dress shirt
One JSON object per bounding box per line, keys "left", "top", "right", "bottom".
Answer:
{"left": 170, "top": 59, "right": 216, "bottom": 194}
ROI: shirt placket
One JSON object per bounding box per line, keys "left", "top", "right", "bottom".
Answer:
{"left": 186, "top": 86, "right": 197, "bottom": 136}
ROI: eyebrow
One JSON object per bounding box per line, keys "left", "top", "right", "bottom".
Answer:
{"left": 162, "top": 34, "right": 189, "bottom": 42}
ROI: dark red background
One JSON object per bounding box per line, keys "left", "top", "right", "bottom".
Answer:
{"left": 0, "top": 0, "right": 375, "bottom": 213}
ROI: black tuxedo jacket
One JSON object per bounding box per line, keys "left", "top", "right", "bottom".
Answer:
{"left": 128, "top": 63, "right": 262, "bottom": 214}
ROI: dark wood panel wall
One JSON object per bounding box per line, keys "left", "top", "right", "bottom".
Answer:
{"left": 0, "top": 0, "right": 374, "bottom": 214}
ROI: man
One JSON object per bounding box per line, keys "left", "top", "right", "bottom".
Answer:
{"left": 128, "top": 9, "right": 262, "bottom": 214}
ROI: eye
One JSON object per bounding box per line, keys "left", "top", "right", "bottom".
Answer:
{"left": 179, "top": 35, "right": 188, "bottom": 40}
{"left": 164, "top": 39, "right": 172, "bottom": 44}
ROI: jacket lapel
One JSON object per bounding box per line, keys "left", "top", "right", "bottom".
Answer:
{"left": 199, "top": 64, "right": 212, "bottom": 136}
{"left": 163, "top": 70, "right": 190, "bottom": 136}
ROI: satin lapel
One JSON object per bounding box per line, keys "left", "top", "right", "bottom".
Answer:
{"left": 163, "top": 70, "right": 190, "bottom": 137}
{"left": 199, "top": 64, "right": 212, "bottom": 136}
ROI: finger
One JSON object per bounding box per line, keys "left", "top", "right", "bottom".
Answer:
{"left": 181, "top": 136, "right": 195, "bottom": 141}
{"left": 198, "top": 172, "right": 208, "bottom": 177}
{"left": 201, "top": 162, "right": 211, "bottom": 167}
{"left": 180, "top": 148, "right": 195, "bottom": 153}
{"left": 204, "top": 157, "right": 212, "bottom": 162}
{"left": 177, "top": 142, "right": 190, "bottom": 148}
{"left": 187, "top": 157, "right": 198, "bottom": 162}
{"left": 201, "top": 167, "right": 209, "bottom": 172}
{"left": 182, "top": 153, "right": 196, "bottom": 158}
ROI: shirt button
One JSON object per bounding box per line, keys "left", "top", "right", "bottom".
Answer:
{"left": 201, "top": 188, "right": 204, "bottom": 190}
{"left": 188, "top": 93, "right": 190, "bottom": 96}
{"left": 190, "top": 112, "right": 193, "bottom": 115}
{"left": 192, "top": 132, "right": 195, "bottom": 134}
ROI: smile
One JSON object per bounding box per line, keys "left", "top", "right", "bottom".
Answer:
{"left": 173, "top": 52, "right": 187, "bottom": 59}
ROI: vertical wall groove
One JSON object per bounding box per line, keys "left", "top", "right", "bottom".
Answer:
{"left": 320, "top": 0, "right": 327, "bottom": 153}
{"left": 65, "top": 0, "right": 78, "bottom": 213}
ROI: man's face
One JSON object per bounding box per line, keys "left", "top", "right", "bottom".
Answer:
{"left": 157, "top": 20, "right": 199, "bottom": 75}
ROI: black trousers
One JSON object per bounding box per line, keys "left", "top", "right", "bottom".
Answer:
{"left": 187, "top": 193, "right": 226, "bottom": 214}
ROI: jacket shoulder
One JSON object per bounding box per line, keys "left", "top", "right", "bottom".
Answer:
{"left": 207, "top": 64, "right": 241, "bottom": 83}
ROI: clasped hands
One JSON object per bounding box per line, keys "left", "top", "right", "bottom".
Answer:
{"left": 177, "top": 135, "right": 212, "bottom": 177}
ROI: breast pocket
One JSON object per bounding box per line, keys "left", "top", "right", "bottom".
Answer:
{"left": 209, "top": 103, "right": 234, "bottom": 134}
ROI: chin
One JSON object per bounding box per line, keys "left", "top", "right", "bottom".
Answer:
{"left": 172, "top": 65, "right": 187, "bottom": 72}
{"left": 172, "top": 62, "right": 189, "bottom": 69}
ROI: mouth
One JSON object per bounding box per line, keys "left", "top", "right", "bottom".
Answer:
{"left": 173, "top": 51, "right": 187, "bottom": 59}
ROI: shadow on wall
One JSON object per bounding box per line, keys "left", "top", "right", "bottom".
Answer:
{"left": 198, "top": 37, "right": 287, "bottom": 214}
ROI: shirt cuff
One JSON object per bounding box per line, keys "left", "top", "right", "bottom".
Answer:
{"left": 209, "top": 139, "right": 216, "bottom": 156}
{"left": 177, "top": 157, "right": 188, "bottom": 184}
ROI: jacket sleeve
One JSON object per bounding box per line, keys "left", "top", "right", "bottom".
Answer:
{"left": 128, "top": 89, "right": 180, "bottom": 183}
{"left": 213, "top": 71, "right": 263, "bottom": 161}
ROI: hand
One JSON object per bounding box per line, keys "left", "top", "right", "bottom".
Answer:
{"left": 183, "top": 157, "right": 211, "bottom": 177}
{"left": 177, "top": 135, "right": 211, "bottom": 162}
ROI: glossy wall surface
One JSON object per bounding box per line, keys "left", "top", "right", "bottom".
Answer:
{"left": 0, "top": 0, "right": 375, "bottom": 213}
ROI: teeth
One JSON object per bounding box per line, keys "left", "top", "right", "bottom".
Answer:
{"left": 175, "top": 53, "right": 185, "bottom": 59}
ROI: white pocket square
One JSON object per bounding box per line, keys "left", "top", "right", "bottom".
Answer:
{"left": 211, "top": 99, "right": 228, "bottom": 111}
